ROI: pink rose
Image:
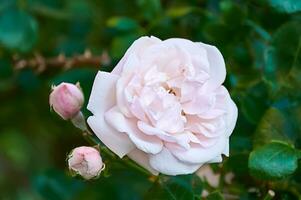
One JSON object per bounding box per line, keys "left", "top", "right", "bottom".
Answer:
{"left": 87, "top": 36, "right": 238, "bottom": 175}
{"left": 49, "top": 82, "right": 84, "bottom": 120}
{"left": 68, "top": 146, "right": 103, "bottom": 180}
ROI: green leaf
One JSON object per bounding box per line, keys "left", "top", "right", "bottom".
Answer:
{"left": 245, "top": 20, "right": 271, "bottom": 41}
{"left": 220, "top": 1, "right": 246, "bottom": 28}
{"left": 240, "top": 82, "right": 269, "bottom": 124}
{"left": 268, "top": 0, "right": 301, "bottom": 13}
{"left": 110, "top": 34, "right": 139, "bottom": 59}
{"left": 248, "top": 141, "right": 299, "bottom": 180}
{"left": 191, "top": 175, "right": 203, "bottom": 198}
{"left": 0, "top": 58, "right": 14, "bottom": 92}
{"left": 253, "top": 108, "right": 293, "bottom": 147}
{"left": 33, "top": 170, "right": 84, "bottom": 200}
{"left": 144, "top": 181, "right": 173, "bottom": 200}
{"left": 203, "top": 22, "right": 232, "bottom": 44}
{"left": 0, "top": 58, "right": 12, "bottom": 78}
{"left": 137, "top": 0, "right": 162, "bottom": 21}
{"left": 166, "top": 6, "right": 194, "bottom": 18}
{"left": 144, "top": 175, "right": 202, "bottom": 200}
{"left": 207, "top": 191, "right": 224, "bottom": 200}
{"left": 0, "top": 129, "right": 31, "bottom": 167}
{"left": 0, "top": 8, "right": 38, "bottom": 52}
{"left": 17, "top": 69, "right": 41, "bottom": 92}
{"left": 264, "top": 21, "right": 301, "bottom": 89}
{"left": 227, "top": 152, "right": 250, "bottom": 175}
{"left": 107, "top": 17, "right": 139, "bottom": 32}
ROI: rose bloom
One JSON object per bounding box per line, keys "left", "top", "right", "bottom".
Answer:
{"left": 68, "top": 146, "right": 103, "bottom": 180}
{"left": 87, "top": 36, "right": 238, "bottom": 175}
{"left": 49, "top": 82, "right": 84, "bottom": 120}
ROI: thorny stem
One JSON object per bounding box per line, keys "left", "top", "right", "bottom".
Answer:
{"left": 13, "top": 50, "right": 111, "bottom": 73}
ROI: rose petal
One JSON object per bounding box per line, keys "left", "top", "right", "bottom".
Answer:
{"left": 87, "top": 71, "right": 135, "bottom": 157}
{"left": 198, "top": 42, "right": 226, "bottom": 91}
{"left": 182, "top": 92, "right": 215, "bottom": 115}
{"left": 137, "top": 121, "right": 176, "bottom": 143}
{"left": 195, "top": 134, "right": 219, "bottom": 147}
{"left": 222, "top": 138, "right": 229, "bottom": 156}
{"left": 127, "top": 148, "right": 159, "bottom": 175}
{"left": 115, "top": 54, "right": 141, "bottom": 118}
{"left": 208, "top": 155, "right": 223, "bottom": 163}
{"left": 163, "top": 38, "right": 210, "bottom": 73}
{"left": 197, "top": 109, "right": 226, "bottom": 119}
{"left": 225, "top": 98, "right": 238, "bottom": 137}
{"left": 87, "top": 71, "right": 118, "bottom": 114}
{"left": 112, "top": 36, "right": 161, "bottom": 75}
{"left": 168, "top": 136, "right": 227, "bottom": 164}
{"left": 149, "top": 148, "right": 201, "bottom": 176}
{"left": 88, "top": 115, "right": 135, "bottom": 158}
{"left": 105, "top": 106, "right": 163, "bottom": 154}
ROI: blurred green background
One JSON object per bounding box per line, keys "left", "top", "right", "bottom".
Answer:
{"left": 1, "top": 0, "right": 301, "bottom": 199}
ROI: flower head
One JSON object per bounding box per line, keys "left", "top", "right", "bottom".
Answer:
{"left": 87, "top": 36, "right": 238, "bottom": 176}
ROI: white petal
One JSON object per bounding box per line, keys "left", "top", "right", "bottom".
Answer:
{"left": 87, "top": 71, "right": 135, "bottom": 157}
{"left": 112, "top": 36, "right": 161, "bottom": 75}
{"left": 105, "top": 106, "right": 163, "bottom": 154}
{"left": 87, "top": 71, "right": 118, "bottom": 114}
{"left": 137, "top": 121, "right": 176, "bottom": 143}
{"left": 225, "top": 98, "right": 238, "bottom": 137}
{"left": 116, "top": 77, "right": 134, "bottom": 117}
{"left": 149, "top": 148, "right": 201, "bottom": 176}
{"left": 198, "top": 42, "right": 226, "bottom": 91}
{"left": 87, "top": 116, "right": 134, "bottom": 158}
{"left": 169, "top": 136, "right": 227, "bottom": 164}
{"left": 127, "top": 148, "right": 159, "bottom": 175}
{"left": 208, "top": 155, "right": 223, "bottom": 163}
{"left": 222, "top": 138, "right": 229, "bottom": 156}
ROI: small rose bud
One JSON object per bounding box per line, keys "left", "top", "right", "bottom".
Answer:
{"left": 49, "top": 82, "right": 84, "bottom": 120}
{"left": 68, "top": 146, "right": 103, "bottom": 180}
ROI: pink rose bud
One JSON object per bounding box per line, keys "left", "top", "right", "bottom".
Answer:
{"left": 68, "top": 146, "right": 103, "bottom": 180}
{"left": 49, "top": 82, "right": 84, "bottom": 120}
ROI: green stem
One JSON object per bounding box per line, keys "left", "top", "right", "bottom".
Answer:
{"left": 122, "top": 157, "right": 152, "bottom": 177}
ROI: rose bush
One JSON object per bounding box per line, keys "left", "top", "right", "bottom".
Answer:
{"left": 87, "top": 36, "right": 238, "bottom": 175}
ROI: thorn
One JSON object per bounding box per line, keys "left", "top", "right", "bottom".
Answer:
{"left": 101, "top": 51, "right": 111, "bottom": 65}
{"left": 84, "top": 49, "right": 92, "bottom": 59}
{"left": 57, "top": 53, "right": 66, "bottom": 62}
{"left": 15, "top": 60, "right": 27, "bottom": 70}
{"left": 64, "top": 60, "right": 73, "bottom": 70}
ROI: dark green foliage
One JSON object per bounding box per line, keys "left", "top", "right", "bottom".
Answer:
{"left": 249, "top": 141, "right": 300, "bottom": 180}
{"left": 1, "top": 0, "right": 301, "bottom": 199}
{"left": 207, "top": 191, "right": 224, "bottom": 200}
{"left": 144, "top": 175, "right": 203, "bottom": 200}
{"left": 0, "top": 8, "right": 38, "bottom": 52}
{"left": 268, "top": 0, "right": 301, "bottom": 13}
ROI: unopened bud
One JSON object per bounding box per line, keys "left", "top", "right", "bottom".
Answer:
{"left": 49, "top": 82, "right": 84, "bottom": 120}
{"left": 68, "top": 146, "right": 104, "bottom": 180}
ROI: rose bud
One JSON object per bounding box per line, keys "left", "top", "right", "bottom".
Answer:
{"left": 68, "top": 146, "right": 103, "bottom": 180}
{"left": 49, "top": 82, "right": 84, "bottom": 120}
